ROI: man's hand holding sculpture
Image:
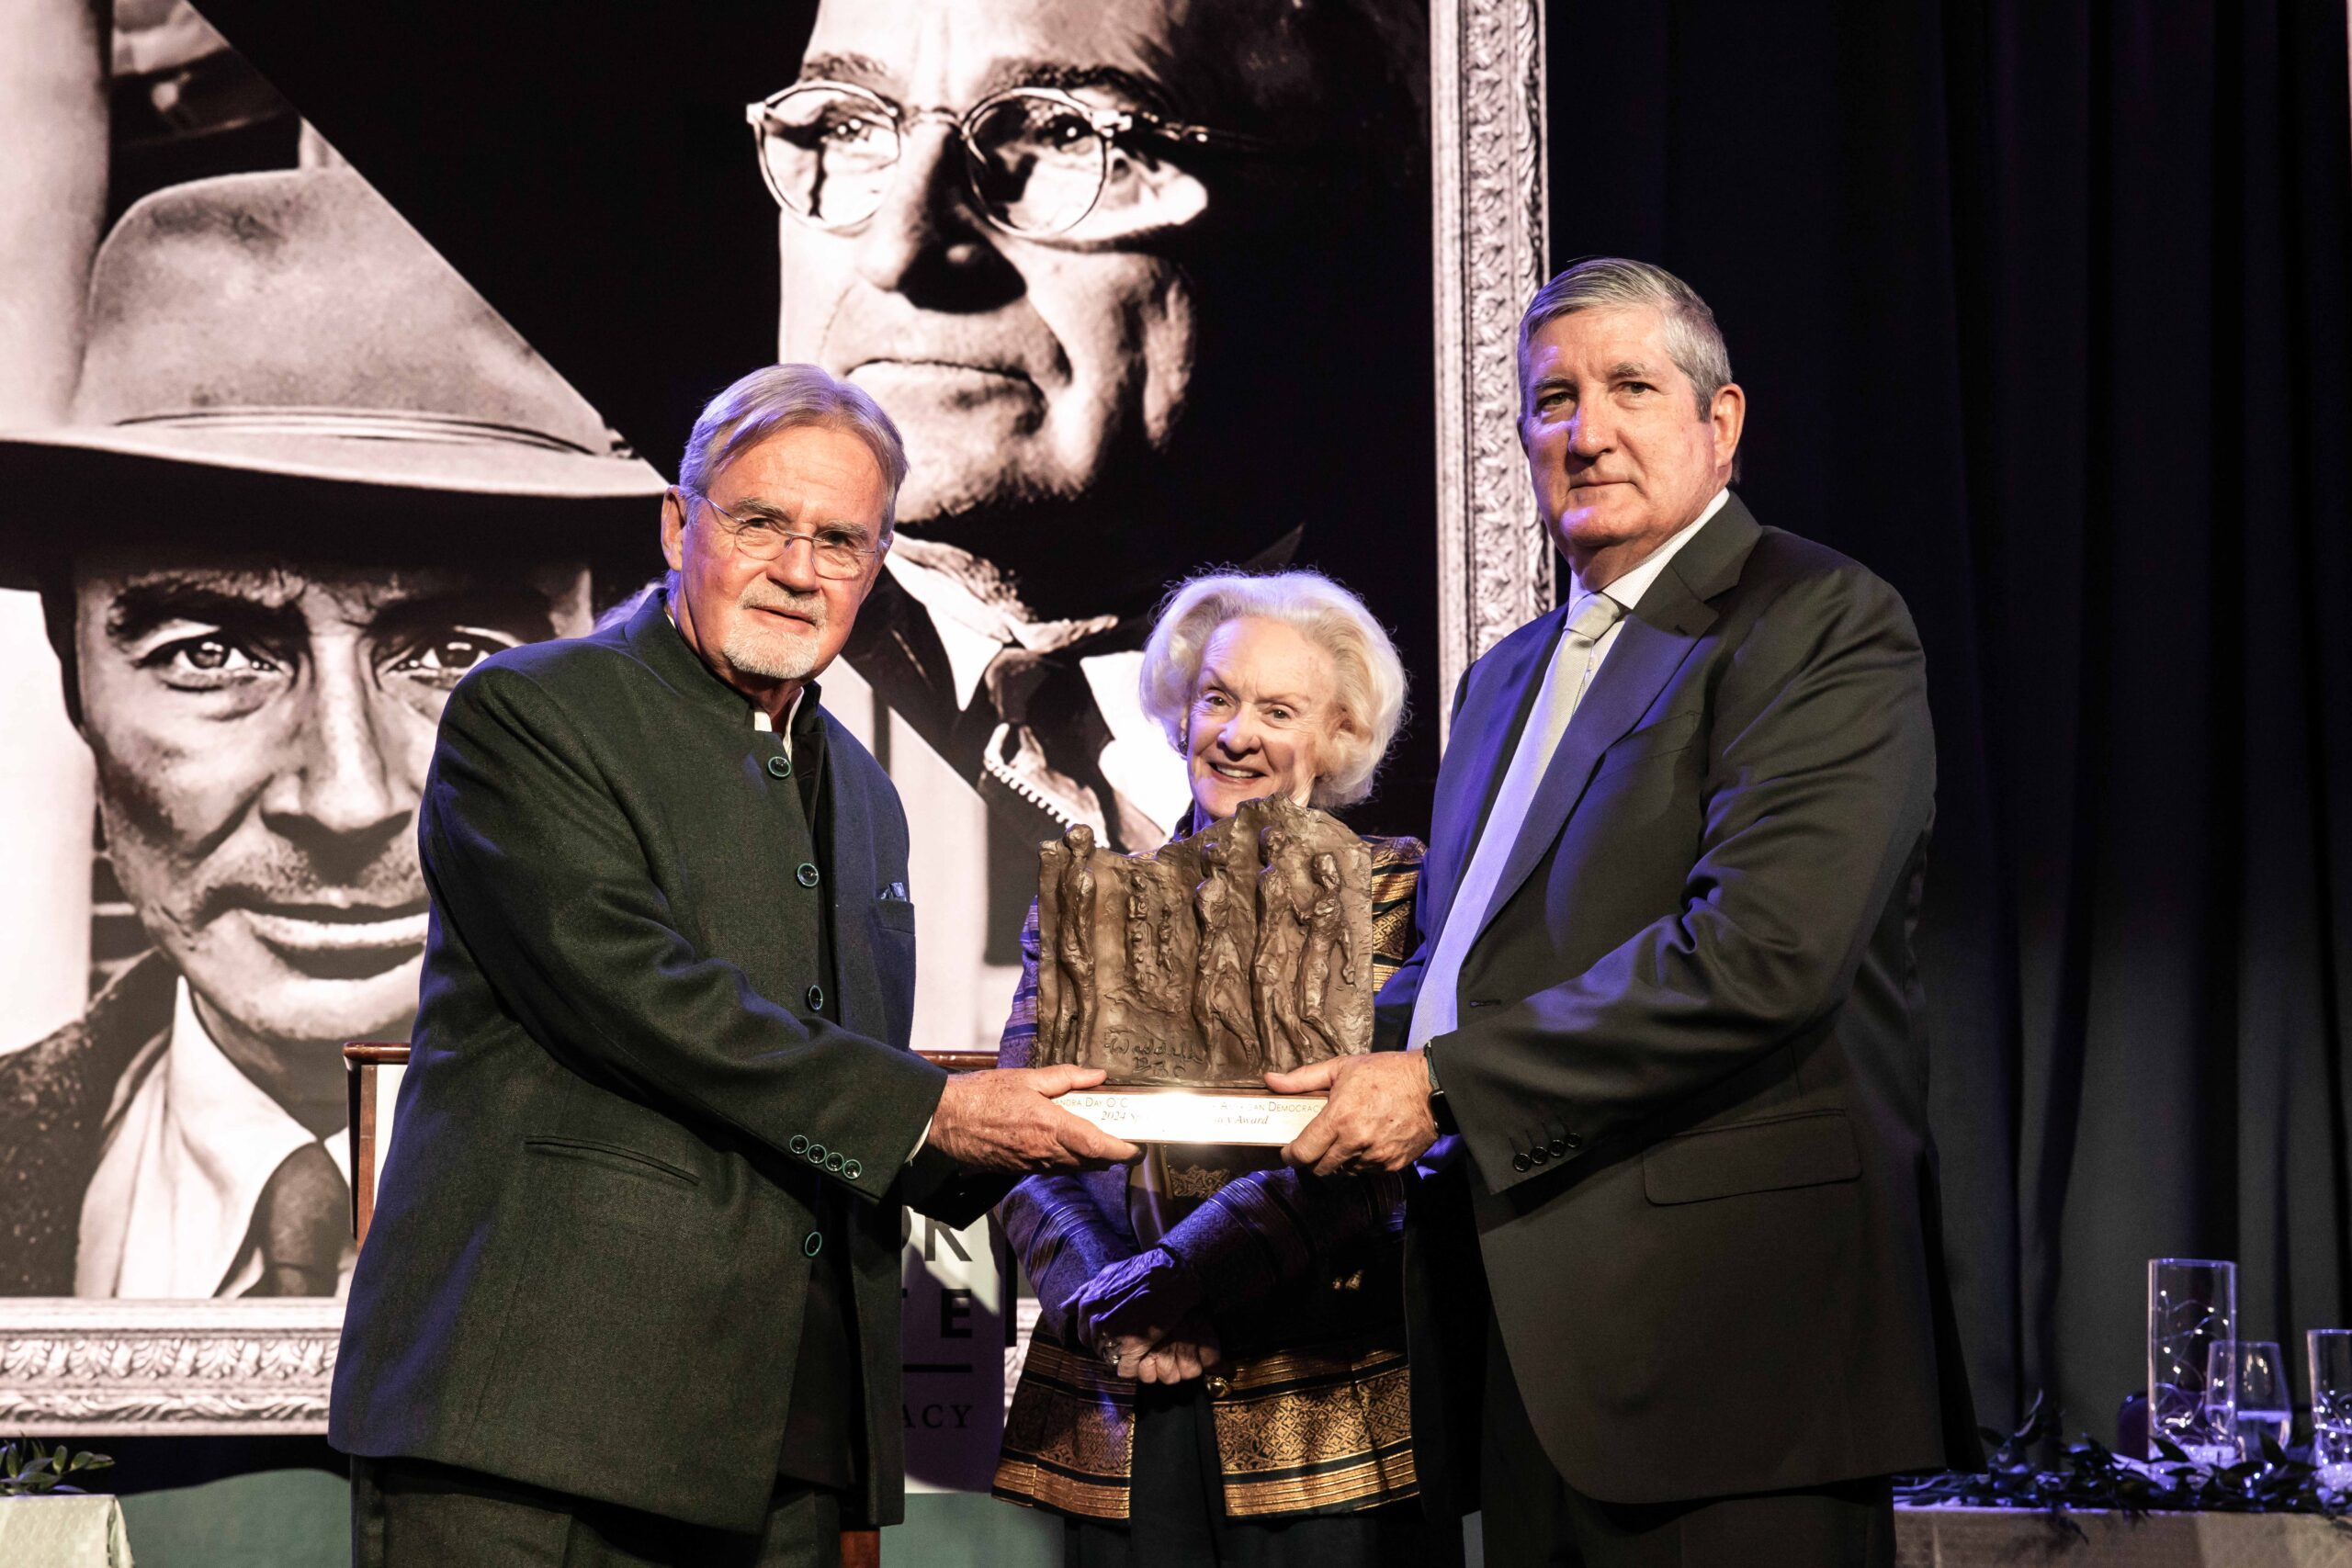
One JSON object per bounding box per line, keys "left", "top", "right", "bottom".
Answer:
{"left": 1269, "top": 1049, "right": 1441, "bottom": 1177}
{"left": 926, "top": 1064, "right": 1139, "bottom": 1172}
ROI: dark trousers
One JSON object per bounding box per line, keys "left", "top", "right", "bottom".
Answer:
{"left": 351, "top": 1455, "right": 842, "bottom": 1568}
{"left": 1480, "top": 1314, "right": 1894, "bottom": 1568}
{"left": 1065, "top": 1381, "right": 1461, "bottom": 1568}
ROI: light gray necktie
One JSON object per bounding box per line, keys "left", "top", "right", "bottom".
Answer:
{"left": 1408, "top": 591, "right": 1625, "bottom": 1049}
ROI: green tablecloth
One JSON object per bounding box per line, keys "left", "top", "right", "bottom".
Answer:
{"left": 0, "top": 1494, "right": 133, "bottom": 1566}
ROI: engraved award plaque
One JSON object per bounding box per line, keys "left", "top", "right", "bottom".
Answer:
{"left": 1034, "top": 796, "right": 1375, "bottom": 1145}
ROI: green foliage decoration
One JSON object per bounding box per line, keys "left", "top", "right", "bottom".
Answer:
{"left": 0, "top": 1438, "right": 115, "bottom": 1497}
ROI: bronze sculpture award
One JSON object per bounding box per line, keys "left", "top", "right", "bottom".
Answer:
{"left": 1035, "top": 796, "right": 1375, "bottom": 1145}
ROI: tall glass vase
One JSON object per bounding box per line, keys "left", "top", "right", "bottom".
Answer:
{"left": 2310, "top": 1330, "right": 2352, "bottom": 1491}
{"left": 2148, "top": 1258, "right": 2237, "bottom": 1464}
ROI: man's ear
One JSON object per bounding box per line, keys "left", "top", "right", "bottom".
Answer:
{"left": 1709, "top": 382, "right": 1747, "bottom": 469}
{"left": 659, "top": 489, "right": 687, "bottom": 573}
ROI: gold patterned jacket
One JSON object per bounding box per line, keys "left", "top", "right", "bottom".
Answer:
{"left": 992, "top": 834, "right": 1426, "bottom": 1522}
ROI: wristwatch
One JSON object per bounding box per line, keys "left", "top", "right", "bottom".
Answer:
{"left": 1422, "top": 1047, "right": 1458, "bottom": 1135}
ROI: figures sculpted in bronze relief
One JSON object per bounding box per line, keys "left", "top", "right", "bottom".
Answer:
{"left": 1191, "top": 831, "right": 1256, "bottom": 1077}
{"left": 1251, "top": 824, "right": 1310, "bottom": 1073}
{"left": 1033, "top": 798, "right": 1376, "bottom": 1087}
{"left": 1046, "top": 824, "right": 1101, "bottom": 1056}
{"left": 1298, "top": 851, "right": 1359, "bottom": 1057}
{"left": 1123, "top": 862, "right": 1183, "bottom": 1015}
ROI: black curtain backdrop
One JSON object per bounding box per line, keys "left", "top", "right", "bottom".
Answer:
{"left": 1545, "top": 0, "right": 2352, "bottom": 1439}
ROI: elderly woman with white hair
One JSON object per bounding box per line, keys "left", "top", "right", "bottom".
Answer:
{"left": 991, "top": 570, "right": 1456, "bottom": 1567}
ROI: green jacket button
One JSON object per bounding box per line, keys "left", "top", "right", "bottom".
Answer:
{"left": 788, "top": 1134, "right": 808, "bottom": 1156}
{"left": 766, "top": 755, "right": 792, "bottom": 779}
{"left": 825, "top": 1152, "right": 844, "bottom": 1173}
{"left": 842, "top": 1158, "right": 863, "bottom": 1181}
{"left": 803, "top": 1231, "right": 823, "bottom": 1258}
{"left": 805, "top": 984, "right": 826, "bottom": 1011}
{"left": 807, "top": 1143, "right": 826, "bottom": 1164}
{"left": 796, "top": 863, "right": 820, "bottom": 887}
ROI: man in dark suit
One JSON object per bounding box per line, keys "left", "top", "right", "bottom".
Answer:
{"left": 1273, "top": 259, "right": 1977, "bottom": 1566}
{"left": 330, "top": 364, "right": 1136, "bottom": 1567}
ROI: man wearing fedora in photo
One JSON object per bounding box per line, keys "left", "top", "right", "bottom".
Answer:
{"left": 0, "top": 165, "right": 668, "bottom": 1297}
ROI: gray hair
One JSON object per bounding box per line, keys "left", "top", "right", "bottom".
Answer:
{"left": 1138, "top": 569, "right": 1408, "bottom": 810}
{"left": 1517, "top": 258, "right": 1735, "bottom": 421}
{"left": 678, "top": 363, "right": 908, "bottom": 531}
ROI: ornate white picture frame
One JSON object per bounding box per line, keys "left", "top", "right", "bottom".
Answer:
{"left": 1433, "top": 0, "right": 1553, "bottom": 739}
{"left": 0, "top": 1300, "right": 340, "bottom": 1436}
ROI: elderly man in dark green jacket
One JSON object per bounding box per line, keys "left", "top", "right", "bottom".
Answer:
{"left": 331, "top": 364, "right": 1136, "bottom": 1568}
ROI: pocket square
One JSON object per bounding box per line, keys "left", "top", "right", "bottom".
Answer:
{"left": 878, "top": 881, "right": 910, "bottom": 902}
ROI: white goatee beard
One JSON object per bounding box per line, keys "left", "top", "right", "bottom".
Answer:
{"left": 721, "top": 588, "right": 828, "bottom": 682}
{"left": 722, "top": 623, "right": 821, "bottom": 682}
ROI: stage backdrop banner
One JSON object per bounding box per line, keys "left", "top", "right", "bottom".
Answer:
{"left": 0, "top": 0, "right": 1549, "bottom": 1467}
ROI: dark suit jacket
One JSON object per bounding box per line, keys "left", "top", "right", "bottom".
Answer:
{"left": 0, "top": 953, "right": 176, "bottom": 1295}
{"left": 1380, "top": 494, "right": 1978, "bottom": 1511}
{"left": 330, "top": 592, "right": 997, "bottom": 1533}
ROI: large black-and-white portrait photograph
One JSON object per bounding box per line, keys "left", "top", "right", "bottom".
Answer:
{"left": 0, "top": 0, "right": 1438, "bottom": 1295}
{"left": 0, "top": 0, "right": 1537, "bottom": 1443}
{"left": 0, "top": 6, "right": 666, "bottom": 1306}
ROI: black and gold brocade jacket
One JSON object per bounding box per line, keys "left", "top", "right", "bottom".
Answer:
{"left": 992, "top": 834, "right": 1426, "bottom": 1522}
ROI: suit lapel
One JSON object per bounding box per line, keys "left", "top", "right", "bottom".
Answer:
{"left": 1461, "top": 497, "right": 1763, "bottom": 953}
{"left": 1464, "top": 615, "right": 1702, "bottom": 952}
{"left": 1422, "top": 606, "right": 1571, "bottom": 942}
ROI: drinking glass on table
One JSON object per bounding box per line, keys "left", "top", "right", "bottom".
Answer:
{"left": 2311, "top": 1330, "right": 2352, "bottom": 1491}
{"left": 2148, "top": 1258, "right": 2237, "bottom": 1463}
{"left": 2205, "top": 1340, "right": 2288, "bottom": 1467}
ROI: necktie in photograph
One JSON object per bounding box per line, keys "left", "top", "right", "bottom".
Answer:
{"left": 243, "top": 1141, "right": 351, "bottom": 1297}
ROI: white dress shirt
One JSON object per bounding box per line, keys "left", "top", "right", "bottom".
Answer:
{"left": 881, "top": 547, "right": 1193, "bottom": 840}
{"left": 1557, "top": 486, "right": 1731, "bottom": 682}
{"left": 77, "top": 979, "right": 355, "bottom": 1297}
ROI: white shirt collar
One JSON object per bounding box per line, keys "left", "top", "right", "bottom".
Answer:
{"left": 752, "top": 688, "right": 804, "bottom": 733}
{"left": 1077, "top": 650, "right": 1194, "bottom": 840}
{"left": 77, "top": 978, "right": 352, "bottom": 1297}
{"left": 883, "top": 545, "right": 1121, "bottom": 712}
{"left": 880, "top": 545, "right": 1188, "bottom": 842}
{"left": 662, "top": 597, "right": 808, "bottom": 734}
{"left": 1570, "top": 487, "right": 1731, "bottom": 613}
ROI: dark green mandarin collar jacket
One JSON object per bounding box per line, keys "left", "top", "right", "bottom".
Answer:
{"left": 330, "top": 591, "right": 1000, "bottom": 1533}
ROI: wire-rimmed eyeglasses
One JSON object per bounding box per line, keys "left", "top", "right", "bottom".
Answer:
{"left": 681, "top": 488, "right": 886, "bottom": 580}
{"left": 745, "top": 79, "right": 1271, "bottom": 241}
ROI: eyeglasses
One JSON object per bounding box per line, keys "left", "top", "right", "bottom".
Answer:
{"left": 745, "top": 79, "right": 1270, "bottom": 241}
{"left": 683, "top": 489, "right": 885, "bottom": 580}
